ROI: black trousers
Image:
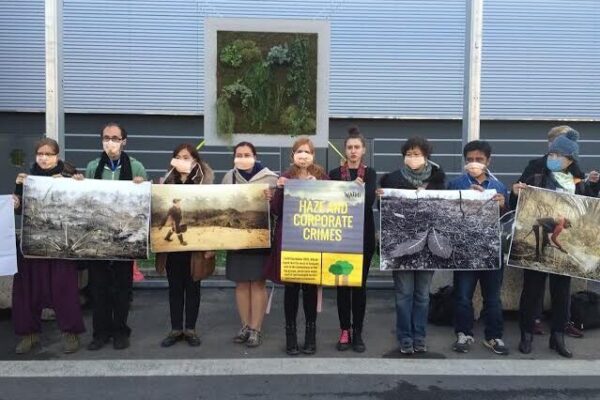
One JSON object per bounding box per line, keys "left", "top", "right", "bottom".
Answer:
{"left": 336, "top": 251, "right": 373, "bottom": 330}
{"left": 88, "top": 260, "right": 133, "bottom": 340}
{"left": 519, "top": 269, "right": 571, "bottom": 334}
{"left": 166, "top": 253, "right": 200, "bottom": 331}
{"left": 284, "top": 284, "right": 318, "bottom": 326}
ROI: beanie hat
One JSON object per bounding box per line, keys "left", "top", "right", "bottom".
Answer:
{"left": 549, "top": 131, "right": 579, "bottom": 160}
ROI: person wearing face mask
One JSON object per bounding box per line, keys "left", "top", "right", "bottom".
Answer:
{"left": 82, "top": 122, "right": 147, "bottom": 351}
{"left": 264, "top": 137, "right": 329, "bottom": 356}
{"left": 378, "top": 136, "right": 446, "bottom": 355}
{"left": 155, "top": 143, "right": 216, "bottom": 348}
{"left": 447, "top": 140, "right": 509, "bottom": 355}
{"left": 513, "top": 131, "right": 597, "bottom": 358}
{"left": 11, "top": 138, "right": 85, "bottom": 354}
{"left": 221, "top": 142, "right": 278, "bottom": 348}
{"left": 328, "top": 126, "right": 377, "bottom": 353}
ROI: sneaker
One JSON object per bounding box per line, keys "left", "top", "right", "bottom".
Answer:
{"left": 113, "top": 335, "right": 130, "bottom": 350}
{"left": 63, "top": 333, "right": 80, "bottom": 354}
{"left": 533, "top": 319, "right": 545, "bottom": 335}
{"left": 336, "top": 329, "right": 351, "bottom": 351}
{"left": 41, "top": 308, "right": 56, "bottom": 321}
{"left": 246, "top": 329, "right": 262, "bottom": 348}
{"left": 184, "top": 330, "right": 201, "bottom": 347}
{"left": 161, "top": 330, "right": 183, "bottom": 348}
{"left": 233, "top": 325, "right": 251, "bottom": 344}
{"left": 87, "top": 337, "right": 110, "bottom": 351}
{"left": 565, "top": 322, "right": 584, "bottom": 338}
{"left": 399, "top": 341, "right": 414, "bottom": 355}
{"left": 483, "top": 338, "right": 509, "bottom": 355}
{"left": 15, "top": 334, "right": 40, "bottom": 354}
{"left": 453, "top": 332, "right": 474, "bottom": 353}
{"left": 413, "top": 340, "right": 427, "bottom": 354}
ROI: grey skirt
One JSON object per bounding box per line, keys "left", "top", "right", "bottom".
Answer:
{"left": 225, "top": 250, "right": 269, "bottom": 282}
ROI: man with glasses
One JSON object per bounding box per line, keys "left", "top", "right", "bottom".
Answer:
{"left": 83, "top": 122, "right": 147, "bottom": 351}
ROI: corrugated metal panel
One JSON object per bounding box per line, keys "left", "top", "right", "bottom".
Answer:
{"left": 0, "top": 1, "right": 45, "bottom": 111}
{"left": 481, "top": 0, "right": 600, "bottom": 119}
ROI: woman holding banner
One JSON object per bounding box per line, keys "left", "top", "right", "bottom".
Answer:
{"left": 222, "top": 142, "right": 278, "bottom": 348}
{"left": 512, "top": 131, "right": 593, "bottom": 358}
{"left": 378, "top": 136, "right": 446, "bottom": 355}
{"left": 156, "top": 143, "right": 216, "bottom": 348}
{"left": 329, "top": 126, "right": 377, "bottom": 353}
{"left": 264, "top": 137, "right": 329, "bottom": 355}
{"left": 11, "top": 138, "right": 85, "bottom": 354}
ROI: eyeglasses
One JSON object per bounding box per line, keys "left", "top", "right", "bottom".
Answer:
{"left": 36, "top": 152, "right": 57, "bottom": 157}
{"left": 102, "top": 137, "right": 123, "bottom": 143}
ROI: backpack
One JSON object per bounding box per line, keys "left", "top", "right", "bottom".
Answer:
{"left": 428, "top": 285, "right": 454, "bottom": 326}
{"left": 570, "top": 291, "right": 600, "bottom": 330}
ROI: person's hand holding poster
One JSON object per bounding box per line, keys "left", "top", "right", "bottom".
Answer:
{"left": 281, "top": 180, "right": 365, "bottom": 286}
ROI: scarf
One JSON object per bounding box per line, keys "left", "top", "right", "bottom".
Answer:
{"left": 552, "top": 171, "right": 576, "bottom": 194}
{"left": 30, "top": 160, "right": 65, "bottom": 177}
{"left": 94, "top": 151, "right": 133, "bottom": 180}
{"left": 237, "top": 161, "right": 265, "bottom": 183}
{"left": 340, "top": 162, "right": 366, "bottom": 181}
{"left": 400, "top": 162, "right": 433, "bottom": 188}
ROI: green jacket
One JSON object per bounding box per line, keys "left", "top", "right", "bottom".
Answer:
{"left": 85, "top": 156, "right": 148, "bottom": 180}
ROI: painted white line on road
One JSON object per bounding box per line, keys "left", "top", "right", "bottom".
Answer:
{"left": 2, "top": 359, "right": 600, "bottom": 378}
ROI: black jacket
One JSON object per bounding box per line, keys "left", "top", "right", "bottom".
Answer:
{"left": 379, "top": 164, "right": 446, "bottom": 190}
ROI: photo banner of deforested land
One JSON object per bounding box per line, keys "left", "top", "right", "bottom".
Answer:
{"left": 281, "top": 180, "right": 365, "bottom": 287}
{"left": 21, "top": 176, "right": 151, "bottom": 260}
{"left": 0, "top": 195, "right": 17, "bottom": 276}
{"left": 150, "top": 183, "right": 271, "bottom": 252}
{"left": 380, "top": 189, "right": 501, "bottom": 271}
{"left": 508, "top": 186, "right": 600, "bottom": 281}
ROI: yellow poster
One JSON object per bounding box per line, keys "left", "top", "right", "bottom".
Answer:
{"left": 321, "top": 253, "right": 363, "bottom": 287}
{"left": 281, "top": 251, "right": 322, "bottom": 285}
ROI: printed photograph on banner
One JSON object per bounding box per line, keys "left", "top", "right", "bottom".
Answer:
{"left": 0, "top": 195, "right": 17, "bottom": 276}
{"left": 282, "top": 179, "right": 364, "bottom": 254}
{"left": 151, "top": 183, "right": 270, "bottom": 252}
{"left": 321, "top": 252, "right": 363, "bottom": 287}
{"left": 508, "top": 186, "right": 600, "bottom": 281}
{"left": 21, "top": 176, "right": 150, "bottom": 260}
{"left": 380, "top": 189, "right": 501, "bottom": 271}
{"left": 280, "top": 251, "right": 322, "bottom": 285}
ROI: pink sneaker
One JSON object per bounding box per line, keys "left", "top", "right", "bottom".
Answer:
{"left": 336, "top": 329, "right": 351, "bottom": 351}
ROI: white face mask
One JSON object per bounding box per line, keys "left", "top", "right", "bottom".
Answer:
{"left": 234, "top": 156, "right": 255, "bottom": 171}
{"left": 293, "top": 151, "right": 314, "bottom": 167}
{"left": 465, "top": 162, "right": 487, "bottom": 178}
{"left": 404, "top": 155, "right": 426, "bottom": 170}
{"left": 170, "top": 158, "right": 194, "bottom": 174}
{"left": 103, "top": 141, "right": 122, "bottom": 158}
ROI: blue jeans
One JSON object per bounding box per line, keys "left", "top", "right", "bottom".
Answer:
{"left": 393, "top": 270, "right": 434, "bottom": 346}
{"left": 453, "top": 268, "right": 504, "bottom": 340}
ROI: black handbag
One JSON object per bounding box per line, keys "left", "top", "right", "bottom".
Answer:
{"left": 571, "top": 291, "right": 600, "bottom": 330}
{"left": 428, "top": 285, "right": 454, "bottom": 326}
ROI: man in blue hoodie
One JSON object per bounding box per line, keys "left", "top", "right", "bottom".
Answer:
{"left": 448, "top": 140, "right": 509, "bottom": 355}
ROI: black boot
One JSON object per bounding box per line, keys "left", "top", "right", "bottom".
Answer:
{"left": 301, "top": 322, "right": 316, "bottom": 355}
{"left": 164, "top": 230, "right": 173, "bottom": 242}
{"left": 549, "top": 332, "right": 572, "bottom": 358}
{"left": 285, "top": 324, "right": 299, "bottom": 356}
{"left": 178, "top": 234, "right": 188, "bottom": 246}
{"left": 519, "top": 331, "right": 533, "bottom": 354}
{"left": 352, "top": 327, "right": 366, "bottom": 353}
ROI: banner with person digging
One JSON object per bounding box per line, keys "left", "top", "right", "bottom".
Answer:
{"left": 508, "top": 186, "right": 600, "bottom": 281}
{"left": 380, "top": 189, "right": 501, "bottom": 271}
{"left": 281, "top": 180, "right": 365, "bottom": 286}
{"left": 150, "top": 184, "right": 271, "bottom": 252}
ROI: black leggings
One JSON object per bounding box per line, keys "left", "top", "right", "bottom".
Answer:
{"left": 284, "top": 284, "right": 318, "bottom": 326}
{"left": 336, "top": 251, "right": 373, "bottom": 330}
{"left": 166, "top": 253, "right": 201, "bottom": 331}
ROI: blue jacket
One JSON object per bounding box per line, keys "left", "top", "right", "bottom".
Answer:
{"left": 447, "top": 172, "right": 509, "bottom": 208}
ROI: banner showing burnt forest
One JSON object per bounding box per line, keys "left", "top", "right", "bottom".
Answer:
{"left": 21, "top": 176, "right": 151, "bottom": 260}
{"left": 380, "top": 189, "right": 501, "bottom": 271}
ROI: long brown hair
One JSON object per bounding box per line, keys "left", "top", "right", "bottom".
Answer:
{"left": 286, "top": 137, "right": 326, "bottom": 179}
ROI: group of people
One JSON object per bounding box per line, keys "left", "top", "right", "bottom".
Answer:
{"left": 9, "top": 123, "right": 600, "bottom": 359}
